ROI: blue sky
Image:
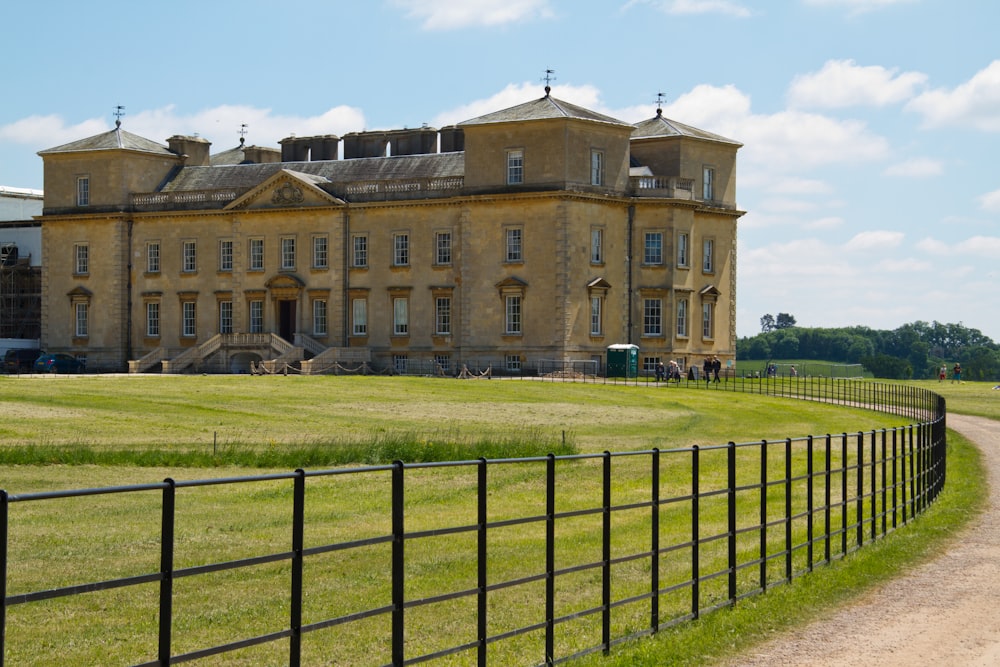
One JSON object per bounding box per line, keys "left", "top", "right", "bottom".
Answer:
{"left": 3, "top": 0, "right": 999, "bottom": 342}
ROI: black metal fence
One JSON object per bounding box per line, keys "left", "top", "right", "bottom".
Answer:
{"left": 0, "top": 379, "right": 946, "bottom": 666}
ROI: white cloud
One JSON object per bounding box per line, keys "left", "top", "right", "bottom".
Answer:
{"left": 622, "top": 0, "right": 751, "bottom": 17}
{"left": 787, "top": 59, "right": 926, "bottom": 109}
{"left": 801, "top": 0, "right": 918, "bottom": 16}
{"left": 768, "top": 177, "right": 834, "bottom": 195}
{"left": 389, "top": 0, "right": 553, "bottom": 29}
{"left": 979, "top": 188, "right": 1000, "bottom": 212}
{"left": 917, "top": 235, "right": 1000, "bottom": 259}
{"left": 844, "top": 230, "right": 904, "bottom": 250}
{"left": 906, "top": 60, "right": 1000, "bottom": 131}
{"left": 1, "top": 105, "right": 368, "bottom": 155}
{"left": 804, "top": 216, "right": 844, "bottom": 230}
{"left": 432, "top": 82, "right": 604, "bottom": 127}
{"left": 876, "top": 257, "right": 932, "bottom": 272}
{"left": 883, "top": 158, "right": 943, "bottom": 178}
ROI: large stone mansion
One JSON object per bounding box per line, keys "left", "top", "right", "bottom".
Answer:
{"left": 37, "top": 88, "right": 743, "bottom": 374}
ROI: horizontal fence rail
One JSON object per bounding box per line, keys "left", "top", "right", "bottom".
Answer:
{"left": 0, "top": 379, "right": 946, "bottom": 665}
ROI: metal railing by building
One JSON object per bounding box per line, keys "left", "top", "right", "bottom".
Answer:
{"left": 0, "top": 379, "right": 946, "bottom": 666}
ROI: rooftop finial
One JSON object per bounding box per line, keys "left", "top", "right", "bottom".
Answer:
{"left": 542, "top": 68, "right": 556, "bottom": 96}
{"left": 655, "top": 92, "right": 666, "bottom": 116}
{"left": 239, "top": 123, "right": 248, "bottom": 147}
{"left": 114, "top": 105, "right": 126, "bottom": 128}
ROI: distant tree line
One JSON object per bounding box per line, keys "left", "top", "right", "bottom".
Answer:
{"left": 737, "top": 319, "right": 1000, "bottom": 381}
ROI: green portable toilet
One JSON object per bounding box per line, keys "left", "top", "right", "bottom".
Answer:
{"left": 606, "top": 344, "right": 639, "bottom": 378}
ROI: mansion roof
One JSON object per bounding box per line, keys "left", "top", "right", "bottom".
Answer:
{"left": 632, "top": 109, "right": 741, "bottom": 146}
{"left": 459, "top": 93, "right": 632, "bottom": 128}
{"left": 38, "top": 124, "right": 177, "bottom": 157}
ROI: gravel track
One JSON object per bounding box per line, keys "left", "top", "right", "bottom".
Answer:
{"left": 727, "top": 414, "right": 1000, "bottom": 666}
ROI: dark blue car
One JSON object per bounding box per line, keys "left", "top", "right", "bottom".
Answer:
{"left": 34, "top": 353, "right": 85, "bottom": 374}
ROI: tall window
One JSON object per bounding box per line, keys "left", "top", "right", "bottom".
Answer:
{"left": 435, "top": 297, "right": 451, "bottom": 335}
{"left": 219, "top": 300, "right": 233, "bottom": 334}
{"left": 436, "top": 231, "right": 452, "bottom": 265}
{"left": 677, "top": 232, "right": 689, "bottom": 267}
{"left": 507, "top": 149, "right": 523, "bottom": 185}
{"left": 313, "top": 236, "right": 328, "bottom": 269}
{"left": 703, "top": 239, "right": 715, "bottom": 273}
{"left": 393, "top": 297, "right": 409, "bottom": 335}
{"left": 590, "top": 296, "right": 603, "bottom": 336}
{"left": 249, "top": 238, "right": 264, "bottom": 271}
{"left": 591, "top": 227, "right": 604, "bottom": 264}
{"left": 182, "top": 241, "right": 197, "bottom": 273}
{"left": 505, "top": 228, "right": 522, "bottom": 262}
{"left": 146, "top": 302, "right": 160, "bottom": 337}
{"left": 676, "top": 298, "right": 689, "bottom": 337}
{"left": 393, "top": 233, "right": 409, "bottom": 266}
{"left": 75, "top": 303, "right": 89, "bottom": 337}
{"left": 147, "top": 242, "right": 160, "bottom": 273}
{"left": 219, "top": 240, "right": 233, "bottom": 272}
{"left": 182, "top": 301, "right": 196, "bottom": 337}
{"left": 703, "top": 166, "right": 715, "bottom": 201}
{"left": 313, "top": 300, "right": 328, "bottom": 336}
{"left": 353, "top": 235, "right": 368, "bottom": 268}
{"left": 249, "top": 300, "right": 264, "bottom": 333}
{"left": 74, "top": 244, "right": 89, "bottom": 275}
{"left": 505, "top": 295, "right": 522, "bottom": 335}
{"left": 702, "top": 302, "right": 714, "bottom": 339}
{"left": 281, "top": 237, "right": 296, "bottom": 270}
{"left": 644, "top": 232, "right": 663, "bottom": 265}
{"left": 591, "top": 150, "right": 604, "bottom": 186}
{"left": 352, "top": 298, "right": 368, "bottom": 335}
{"left": 643, "top": 298, "right": 662, "bottom": 336}
{"left": 76, "top": 176, "right": 89, "bottom": 206}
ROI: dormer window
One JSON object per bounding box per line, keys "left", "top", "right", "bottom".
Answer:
{"left": 507, "top": 149, "right": 523, "bottom": 185}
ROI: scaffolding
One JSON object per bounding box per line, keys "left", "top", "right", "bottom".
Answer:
{"left": 0, "top": 243, "right": 41, "bottom": 340}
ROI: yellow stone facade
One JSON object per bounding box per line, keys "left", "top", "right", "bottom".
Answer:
{"left": 37, "top": 94, "right": 742, "bottom": 375}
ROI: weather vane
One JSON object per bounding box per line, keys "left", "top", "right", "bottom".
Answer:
{"left": 542, "top": 69, "right": 556, "bottom": 95}
{"left": 114, "top": 105, "right": 125, "bottom": 127}
{"left": 655, "top": 92, "right": 666, "bottom": 114}
{"left": 239, "top": 123, "right": 248, "bottom": 146}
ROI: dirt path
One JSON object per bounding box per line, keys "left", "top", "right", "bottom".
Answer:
{"left": 725, "top": 414, "right": 1000, "bottom": 666}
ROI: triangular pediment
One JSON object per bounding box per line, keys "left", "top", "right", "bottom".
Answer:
{"left": 699, "top": 285, "right": 721, "bottom": 297}
{"left": 225, "top": 169, "right": 344, "bottom": 210}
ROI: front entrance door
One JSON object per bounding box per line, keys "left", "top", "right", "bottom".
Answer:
{"left": 278, "top": 300, "right": 296, "bottom": 342}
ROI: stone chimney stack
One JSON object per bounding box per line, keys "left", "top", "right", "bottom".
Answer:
{"left": 167, "top": 135, "right": 212, "bottom": 167}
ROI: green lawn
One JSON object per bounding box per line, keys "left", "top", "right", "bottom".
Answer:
{"left": 0, "top": 374, "right": 986, "bottom": 665}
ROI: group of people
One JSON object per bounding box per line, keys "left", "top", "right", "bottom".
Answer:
{"left": 702, "top": 356, "right": 723, "bottom": 383}
{"left": 654, "top": 359, "right": 682, "bottom": 383}
{"left": 939, "top": 363, "right": 962, "bottom": 383}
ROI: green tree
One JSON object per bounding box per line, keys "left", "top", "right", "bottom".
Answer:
{"left": 775, "top": 313, "right": 797, "bottom": 329}
{"left": 760, "top": 314, "right": 775, "bottom": 333}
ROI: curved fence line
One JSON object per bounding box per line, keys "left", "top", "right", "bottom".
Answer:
{"left": 0, "top": 378, "right": 946, "bottom": 666}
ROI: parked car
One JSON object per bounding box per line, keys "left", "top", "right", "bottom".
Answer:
{"left": 4, "top": 348, "right": 42, "bottom": 373}
{"left": 34, "top": 353, "right": 85, "bottom": 374}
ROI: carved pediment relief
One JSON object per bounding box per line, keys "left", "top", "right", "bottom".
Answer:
{"left": 225, "top": 169, "right": 345, "bottom": 211}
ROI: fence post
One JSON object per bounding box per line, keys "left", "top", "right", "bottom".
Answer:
{"left": 806, "top": 436, "right": 814, "bottom": 572}
{"left": 856, "top": 432, "right": 864, "bottom": 548}
{"left": 651, "top": 448, "right": 660, "bottom": 631}
{"left": 759, "top": 440, "right": 768, "bottom": 592}
{"left": 870, "top": 431, "right": 877, "bottom": 542}
{"left": 546, "top": 453, "right": 556, "bottom": 665}
{"left": 824, "top": 434, "right": 832, "bottom": 564}
{"left": 784, "top": 438, "right": 792, "bottom": 583}
{"left": 478, "top": 458, "right": 488, "bottom": 665}
{"left": 1, "top": 490, "right": 7, "bottom": 667}
{"left": 840, "top": 434, "right": 848, "bottom": 555}
{"left": 392, "top": 461, "right": 405, "bottom": 667}
{"left": 691, "top": 446, "right": 700, "bottom": 619}
{"left": 880, "top": 430, "right": 888, "bottom": 537}
{"left": 289, "top": 470, "right": 305, "bottom": 667}
{"left": 892, "top": 428, "right": 898, "bottom": 529}
{"left": 909, "top": 425, "right": 916, "bottom": 521}
{"left": 727, "top": 443, "right": 737, "bottom": 606}
{"left": 158, "top": 479, "right": 176, "bottom": 666}
{"left": 603, "top": 451, "right": 612, "bottom": 653}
